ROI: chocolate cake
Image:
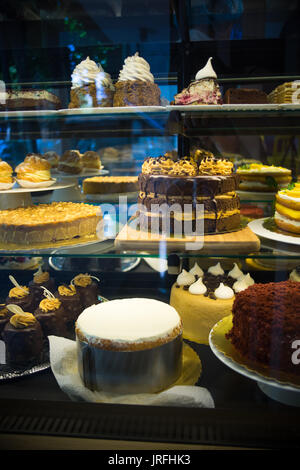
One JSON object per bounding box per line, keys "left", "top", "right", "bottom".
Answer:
{"left": 34, "top": 297, "right": 68, "bottom": 339}
{"left": 71, "top": 273, "right": 100, "bottom": 309}
{"left": 0, "top": 89, "right": 61, "bottom": 111}
{"left": 6, "top": 285, "right": 35, "bottom": 313}
{"left": 138, "top": 153, "right": 240, "bottom": 234}
{"left": 2, "top": 308, "right": 44, "bottom": 366}
{"left": 0, "top": 304, "right": 13, "bottom": 338}
{"left": 55, "top": 284, "right": 83, "bottom": 332}
{"left": 224, "top": 88, "right": 268, "bottom": 104}
{"left": 29, "top": 269, "right": 56, "bottom": 310}
{"left": 226, "top": 281, "right": 300, "bottom": 377}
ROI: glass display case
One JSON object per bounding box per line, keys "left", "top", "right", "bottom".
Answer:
{"left": 0, "top": 0, "right": 300, "bottom": 451}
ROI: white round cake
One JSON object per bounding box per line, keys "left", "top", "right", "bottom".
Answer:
{"left": 76, "top": 298, "right": 183, "bottom": 393}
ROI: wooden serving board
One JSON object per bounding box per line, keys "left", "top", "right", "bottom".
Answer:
{"left": 115, "top": 213, "right": 261, "bottom": 254}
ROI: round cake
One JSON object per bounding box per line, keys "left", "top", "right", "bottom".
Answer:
{"left": 226, "top": 281, "right": 300, "bottom": 378}
{"left": 170, "top": 262, "right": 254, "bottom": 344}
{"left": 138, "top": 154, "right": 240, "bottom": 235}
{"left": 237, "top": 163, "right": 292, "bottom": 192}
{"left": 274, "top": 183, "right": 300, "bottom": 234}
{"left": 75, "top": 298, "right": 182, "bottom": 393}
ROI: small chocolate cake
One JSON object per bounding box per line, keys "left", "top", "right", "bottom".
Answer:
{"left": 72, "top": 273, "right": 100, "bottom": 309}
{"left": 2, "top": 310, "right": 44, "bottom": 366}
{"left": 55, "top": 284, "right": 83, "bottom": 332}
{"left": 29, "top": 270, "right": 56, "bottom": 310}
{"left": 224, "top": 88, "right": 268, "bottom": 104}
{"left": 34, "top": 297, "right": 68, "bottom": 339}
{"left": 6, "top": 285, "right": 35, "bottom": 313}
{"left": 0, "top": 304, "right": 13, "bottom": 338}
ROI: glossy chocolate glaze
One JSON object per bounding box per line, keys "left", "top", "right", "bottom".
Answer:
{"left": 3, "top": 320, "right": 43, "bottom": 366}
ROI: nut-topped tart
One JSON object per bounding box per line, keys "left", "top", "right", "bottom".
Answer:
{"left": 138, "top": 151, "right": 240, "bottom": 234}
{"left": 0, "top": 201, "right": 101, "bottom": 245}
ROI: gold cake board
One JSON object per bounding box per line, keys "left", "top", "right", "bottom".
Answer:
{"left": 115, "top": 213, "right": 261, "bottom": 254}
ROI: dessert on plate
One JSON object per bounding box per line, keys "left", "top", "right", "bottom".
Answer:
{"left": 224, "top": 88, "right": 268, "bottom": 104}
{"left": 268, "top": 81, "right": 300, "bottom": 104}
{"left": 113, "top": 52, "right": 161, "bottom": 107}
{"left": 2, "top": 305, "right": 44, "bottom": 366}
{"left": 34, "top": 289, "right": 68, "bottom": 340}
{"left": 15, "top": 154, "right": 54, "bottom": 188}
{"left": 170, "top": 262, "right": 254, "bottom": 344}
{"left": 138, "top": 152, "right": 240, "bottom": 234}
{"left": 81, "top": 151, "right": 102, "bottom": 170}
{"left": 75, "top": 298, "right": 182, "bottom": 393}
{"left": 43, "top": 151, "right": 60, "bottom": 169}
{"left": 6, "top": 276, "right": 35, "bottom": 313}
{"left": 0, "top": 89, "right": 61, "bottom": 111}
{"left": 274, "top": 183, "right": 300, "bottom": 234}
{"left": 237, "top": 163, "right": 292, "bottom": 192}
{"left": 69, "top": 56, "right": 115, "bottom": 108}
{"left": 226, "top": 280, "right": 300, "bottom": 378}
{"left": 71, "top": 273, "right": 100, "bottom": 309}
{"left": 57, "top": 149, "right": 83, "bottom": 174}
{"left": 0, "top": 201, "right": 101, "bottom": 245}
{"left": 0, "top": 161, "right": 15, "bottom": 190}
{"left": 172, "top": 57, "right": 222, "bottom": 106}
{"left": 83, "top": 175, "right": 138, "bottom": 195}
{"left": 29, "top": 267, "right": 56, "bottom": 310}
{"left": 55, "top": 284, "right": 82, "bottom": 331}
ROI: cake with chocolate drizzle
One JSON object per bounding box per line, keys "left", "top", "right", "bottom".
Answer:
{"left": 138, "top": 152, "right": 240, "bottom": 235}
{"left": 170, "top": 262, "right": 254, "bottom": 344}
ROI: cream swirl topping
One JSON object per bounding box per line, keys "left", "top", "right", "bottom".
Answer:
{"left": 118, "top": 52, "right": 154, "bottom": 83}
{"left": 228, "top": 263, "right": 244, "bottom": 280}
{"left": 208, "top": 262, "right": 224, "bottom": 276}
{"left": 176, "top": 269, "right": 195, "bottom": 286}
{"left": 71, "top": 56, "right": 114, "bottom": 90}
{"left": 195, "top": 57, "right": 217, "bottom": 81}
{"left": 188, "top": 277, "right": 207, "bottom": 295}
{"left": 189, "top": 262, "right": 204, "bottom": 278}
{"left": 214, "top": 283, "right": 234, "bottom": 300}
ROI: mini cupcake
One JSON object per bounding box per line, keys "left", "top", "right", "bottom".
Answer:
{"left": 15, "top": 154, "right": 55, "bottom": 188}
{"left": 81, "top": 151, "right": 102, "bottom": 170}
{"left": 71, "top": 273, "right": 100, "bottom": 309}
{"left": 0, "top": 161, "right": 15, "bottom": 190}
{"left": 3, "top": 304, "right": 44, "bottom": 366}
{"left": 55, "top": 284, "right": 82, "bottom": 331}
{"left": 113, "top": 52, "right": 161, "bottom": 107}
{"left": 29, "top": 267, "right": 56, "bottom": 310}
{"left": 43, "top": 151, "right": 60, "bottom": 169}
{"left": 69, "top": 56, "right": 115, "bottom": 108}
{"left": 6, "top": 275, "right": 35, "bottom": 313}
{"left": 0, "top": 304, "right": 13, "bottom": 338}
{"left": 34, "top": 288, "right": 68, "bottom": 340}
{"left": 58, "top": 150, "right": 83, "bottom": 174}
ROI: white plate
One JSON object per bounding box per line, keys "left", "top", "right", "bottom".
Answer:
{"left": 0, "top": 110, "right": 58, "bottom": 117}
{"left": 279, "top": 103, "right": 300, "bottom": 109}
{"left": 237, "top": 190, "right": 276, "bottom": 202}
{"left": 59, "top": 106, "right": 167, "bottom": 115}
{"left": 16, "top": 178, "right": 57, "bottom": 189}
{"left": 248, "top": 218, "right": 300, "bottom": 246}
{"left": 167, "top": 104, "right": 280, "bottom": 112}
{"left": 0, "top": 181, "right": 74, "bottom": 194}
{"left": 53, "top": 168, "right": 109, "bottom": 179}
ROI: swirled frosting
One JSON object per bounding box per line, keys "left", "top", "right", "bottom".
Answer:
{"left": 195, "top": 57, "right": 217, "bottom": 81}
{"left": 118, "top": 52, "right": 154, "bottom": 83}
{"left": 73, "top": 273, "right": 92, "bottom": 288}
{"left": 10, "top": 312, "right": 36, "bottom": 329}
{"left": 208, "top": 262, "right": 224, "bottom": 276}
{"left": 228, "top": 263, "right": 244, "bottom": 280}
{"left": 214, "top": 283, "right": 234, "bottom": 299}
{"left": 58, "top": 284, "right": 77, "bottom": 297}
{"left": 188, "top": 277, "right": 207, "bottom": 295}
{"left": 189, "top": 263, "right": 204, "bottom": 278}
{"left": 34, "top": 271, "right": 50, "bottom": 284}
{"left": 9, "top": 286, "right": 29, "bottom": 298}
{"left": 176, "top": 269, "right": 195, "bottom": 286}
{"left": 39, "top": 298, "right": 61, "bottom": 312}
{"left": 71, "top": 56, "right": 114, "bottom": 90}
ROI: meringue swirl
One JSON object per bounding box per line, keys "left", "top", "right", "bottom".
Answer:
{"left": 71, "top": 56, "right": 114, "bottom": 90}
{"left": 118, "top": 52, "right": 154, "bottom": 83}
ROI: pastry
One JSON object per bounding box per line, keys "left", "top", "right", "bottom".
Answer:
{"left": 43, "top": 151, "right": 60, "bottom": 169}
{"left": 81, "top": 151, "right": 102, "bottom": 170}
{"left": 224, "top": 88, "right": 268, "bottom": 104}
{"left": 113, "top": 52, "right": 161, "bottom": 107}
{"left": 0, "top": 161, "right": 14, "bottom": 190}
{"left": 0, "top": 89, "right": 61, "bottom": 111}
{"left": 290, "top": 266, "right": 300, "bottom": 282}
{"left": 75, "top": 298, "right": 182, "bottom": 393}
{"left": 0, "top": 304, "right": 13, "bottom": 338}
{"left": 0, "top": 202, "right": 101, "bottom": 245}
{"left": 34, "top": 289, "right": 68, "bottom": 340}
{"left": 83, "top": 176, "right": 138, "bottom": 194}
{"left": 268, "top": 81, "right": 300, "bottom": 104}
{"left": 6, "top": 276, "right": 35, "bottom": 313}
{"left": 69, "top": 56, "right": 115, "bottom": 108}
{"left": 2, "top": 305, "right": 44, "bottom": 366}
{"left": 71, "top": 273, "right": 100, "bottom": 309}
{"left": 237, "top": 163, "right": 292, "bottom": 192}
{"left": 274, "top": 183, "right": 300, "bottom": 234}
{"left": 58, "top": 150, "right": 83, "bottom": 174}
{"left": 170, "top": 262, "right": 254, "bottom": 344}
{"left": 226, "top": 281, "right": 300, "bottom": 378}
{"left": 172, "top": 57, "right": 222, "bottom": 105}
{"left": 138, "top": 153, "right": 240, "bottom": 234}
{"left": 55, "top": 284, "right": 82, "bottom": 331}
{"left": 15, "top": 154, "right": 53, "bottom": 187}
{"left": 29, "top": 267, "right": 56, "bottom": 310}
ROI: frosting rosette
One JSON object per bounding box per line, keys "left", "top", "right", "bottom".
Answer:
{"left": 71, "top": 56, "right": 114, "bottom": 91}
{"left": 118, "top": 52, "right": 154, "bottom": 83}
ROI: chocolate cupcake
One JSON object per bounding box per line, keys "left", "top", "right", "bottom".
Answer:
{"left": 0, "top": 304, "right": 13, "bottom": 339}
{"left": 3, "top": 305, "right": 43, "bottom": 367}
{"left": 6, "top": 276, "right": 35, "bottom": 313}
{"left": 29, "top": 268, "right": 56, "bottom": 310}
{"left": 55, "top": 284, "right": 82, "bottom": 333}
{"left": 34, "top": 289, "right": 68, "bottom": 340}
{"left": 71, "top": 273, "right": 100, "bottom": 309}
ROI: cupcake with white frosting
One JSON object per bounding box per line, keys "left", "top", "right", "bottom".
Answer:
{"left": 172, "top": 57, "right": 222, "bottom": 106}
{"left": 69, "top": 56, "right": 115, "bottom": 108}
{"left": 113, "top": 52, "right": 161, "bottom": 107}
{"left": 170, "top": 262, "right": 254, "bottom": 344}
